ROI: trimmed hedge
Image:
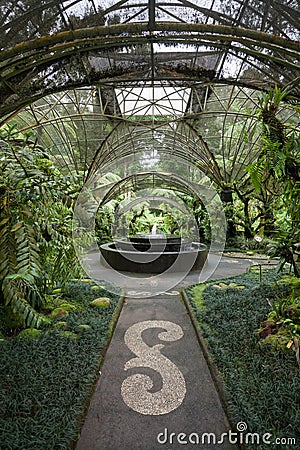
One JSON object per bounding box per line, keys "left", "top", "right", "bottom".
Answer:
{"left": 185, "top": 268, "right": 300, "bottom": 449}
{"left": 0, "top": 281, "right": 121, "bottom": 449}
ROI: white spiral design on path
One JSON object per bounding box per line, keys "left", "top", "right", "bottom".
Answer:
{"left": 121, "top": 320, "right": 186, "bottom": 415}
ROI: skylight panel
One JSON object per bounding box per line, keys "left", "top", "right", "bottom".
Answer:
{"left": 116, "top": 84, "right": 191, "bottom": 117}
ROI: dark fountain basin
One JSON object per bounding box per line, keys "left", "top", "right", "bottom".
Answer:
{"left": 116, "top": 234, "right": 186, "bottom": 252}
{"left": 100, "top": 234, "right": 208, "bottom": 274}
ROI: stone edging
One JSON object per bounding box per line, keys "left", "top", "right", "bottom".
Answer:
{"left": 180, "top": 288, "right": 245, "bottom": 450}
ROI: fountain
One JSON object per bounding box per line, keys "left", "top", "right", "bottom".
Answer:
{"left": 99, "top": 224, "right": 207, "bottom": 273}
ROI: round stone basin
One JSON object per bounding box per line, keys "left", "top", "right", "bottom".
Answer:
{"left": 100, "top": 241, "right": 208, "bottom": 274}
{"left": 115, "top": 234, "right": 190, "bottom": 253}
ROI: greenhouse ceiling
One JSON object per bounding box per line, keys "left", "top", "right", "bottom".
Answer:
{"left": 0, "top": 0, "right": 299, "bottom": 195}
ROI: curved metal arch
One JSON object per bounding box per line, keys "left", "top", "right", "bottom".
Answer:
{"left": 87, "top": 119, "right": 219, "bottom": 178}
{"left": 86, "top": 83, "right": 277, "bottom": 187}
{"left": 6, "top": 81, "right": 298, "bottom": 191}
{"left": 97, "top": 170, "right": 214, "bottom": 206}
{"left": 1, "top": 0, "right": 299, "bottom": 49}
{"left": 0, "top": 22, "right": 299, "bottom": 118}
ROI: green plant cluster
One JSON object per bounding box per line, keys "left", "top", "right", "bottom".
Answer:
{"left": 247, "top": 87, "right": 300, "bottom": 275}
{"left": 0, "top": 280, "right": 121, "bottom": 449}
{"left": 225, "top": 235, "right": 275, "bottom": 253}
{"left": 195, "top": 85, "right": 300, "bottom": 259}
{"left": 127, "top": 206, "right": 180, "bottom": 236}
{"left": 0, "top": 125, "right": 83, "bottom": 328}
{"left": 96, "top": 200, "right": 195, "bottom": 243}
{"left": 258, "top": 275, "right": 300, "bottom": 355}
{"left": 185, "top": 269, "right": 300, "bottom": 448}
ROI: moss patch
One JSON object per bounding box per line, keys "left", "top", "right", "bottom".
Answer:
{"left": 61, "top": 331, "right": 78, "bottom": 340}
{"left": 17, "top": 328, "right": 41, "bottom": 339}
{"left": 91, "top": 285, "right": 105, "bottom": 291}
{"left": 53, "top": 321, "right": 68, "bottom": 330}
{"left": 56, "top": 302, "right": 77, "bottom": 311}
{"left": 90, "top": 297, "right": 111, "bottom": 308}
{"left": 188, "top": 284, "right": 206, "bottom": 311}
{"left": 50, "top": 308, "right": 69, "bottom": 319}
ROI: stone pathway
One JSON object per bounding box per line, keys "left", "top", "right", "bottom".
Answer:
{"left": 76, "top": 254, "right": 277, "bottom": 450}
{"left": 84, "top": 251, "right": 277, "bottom": 297}
{"left": 76, "top": 294, "right": 237, "bottom": 450}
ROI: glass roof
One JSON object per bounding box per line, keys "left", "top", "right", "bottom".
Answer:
{"left": 0, "top": 0, "right": 299, "bottom": 199}
{"left": 116, "top": 83, "right": 191, "bottom": 117}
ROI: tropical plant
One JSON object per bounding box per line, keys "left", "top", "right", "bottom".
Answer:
{"left": 247, "top": 86, "right": 300, "bottom": 274}
{"left": 95, "top": 203, "right": 116, "bottom": 244}
{"left": 127, "top": 206, "right": 180, "bottom": 236}
{"left": 0, "top": 124, "right": 82, "bottom": 328}
{"left": 258, "top": 276, "right": 300, "bottom": 367}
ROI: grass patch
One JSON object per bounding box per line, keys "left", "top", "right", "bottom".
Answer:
{"left": 0, "top": 281, "right": 121, "bottom": 449}
{"left": 185, "top": 268, "right": 300, "bottom": 449}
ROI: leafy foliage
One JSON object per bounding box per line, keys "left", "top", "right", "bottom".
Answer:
{"left": 127, "top": 205, "right": 180, "bottom": 236}
{"left": 246, "top": 87, "right": 300, "bottom": 270}
{"left": 186, "top": 269, "right": 300, "bottom": 447}
{"left": 258, "top": 276, "right": 300, "bottom": 364}
{"left": 0, "top": 281, "right": 120, "bottom": 449}
{"left": 95, "top": 203, "right": 116, "bottom": 244}
{"left": 96, "top": 196, "right": 196, "bottom": 242}
{"left": 0, "top": 124, "right": 82, "bottom": 327}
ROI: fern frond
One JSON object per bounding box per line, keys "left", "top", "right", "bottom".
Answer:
{"left": 247, "top": 159, "right": 264, "bottom": 192}
{"left": 14, "top": 223, "right": 42, "bottom": 279}
{"left": 2, "top": 277, "right": 45, "bottom": 328}
{"left": 0, "top": 219, "right": 17, "bottom": 279}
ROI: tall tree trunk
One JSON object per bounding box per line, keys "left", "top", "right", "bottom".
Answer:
{"left": 221, "top": 189, "right": 237, "bottom": 240}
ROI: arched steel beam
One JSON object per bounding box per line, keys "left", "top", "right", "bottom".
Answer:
{"left": 96, "top": 170, "right": 214, "bottom": 206}
{"left": 0, "top": 22, "right": 298, "bottom": 119}
{"left": 1, "top": 23, "right": 299, "bottom": 65}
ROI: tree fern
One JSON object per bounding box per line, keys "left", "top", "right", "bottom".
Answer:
{"left": 249, "top": 87, "right": 300, "bottom": 275}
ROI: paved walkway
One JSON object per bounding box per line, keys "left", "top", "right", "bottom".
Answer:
{"left": 76, "top": 294, "right": 237, "bottom": 450}
{"left": 76, "top": 254, "right": 276, "bottom": 450}
{"left": 84, "top": 251, "right": 277, "bottom": 297}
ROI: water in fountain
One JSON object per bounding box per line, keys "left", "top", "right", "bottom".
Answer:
{"left": 151, "top": 224, "right": 157, "bottom": 236}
